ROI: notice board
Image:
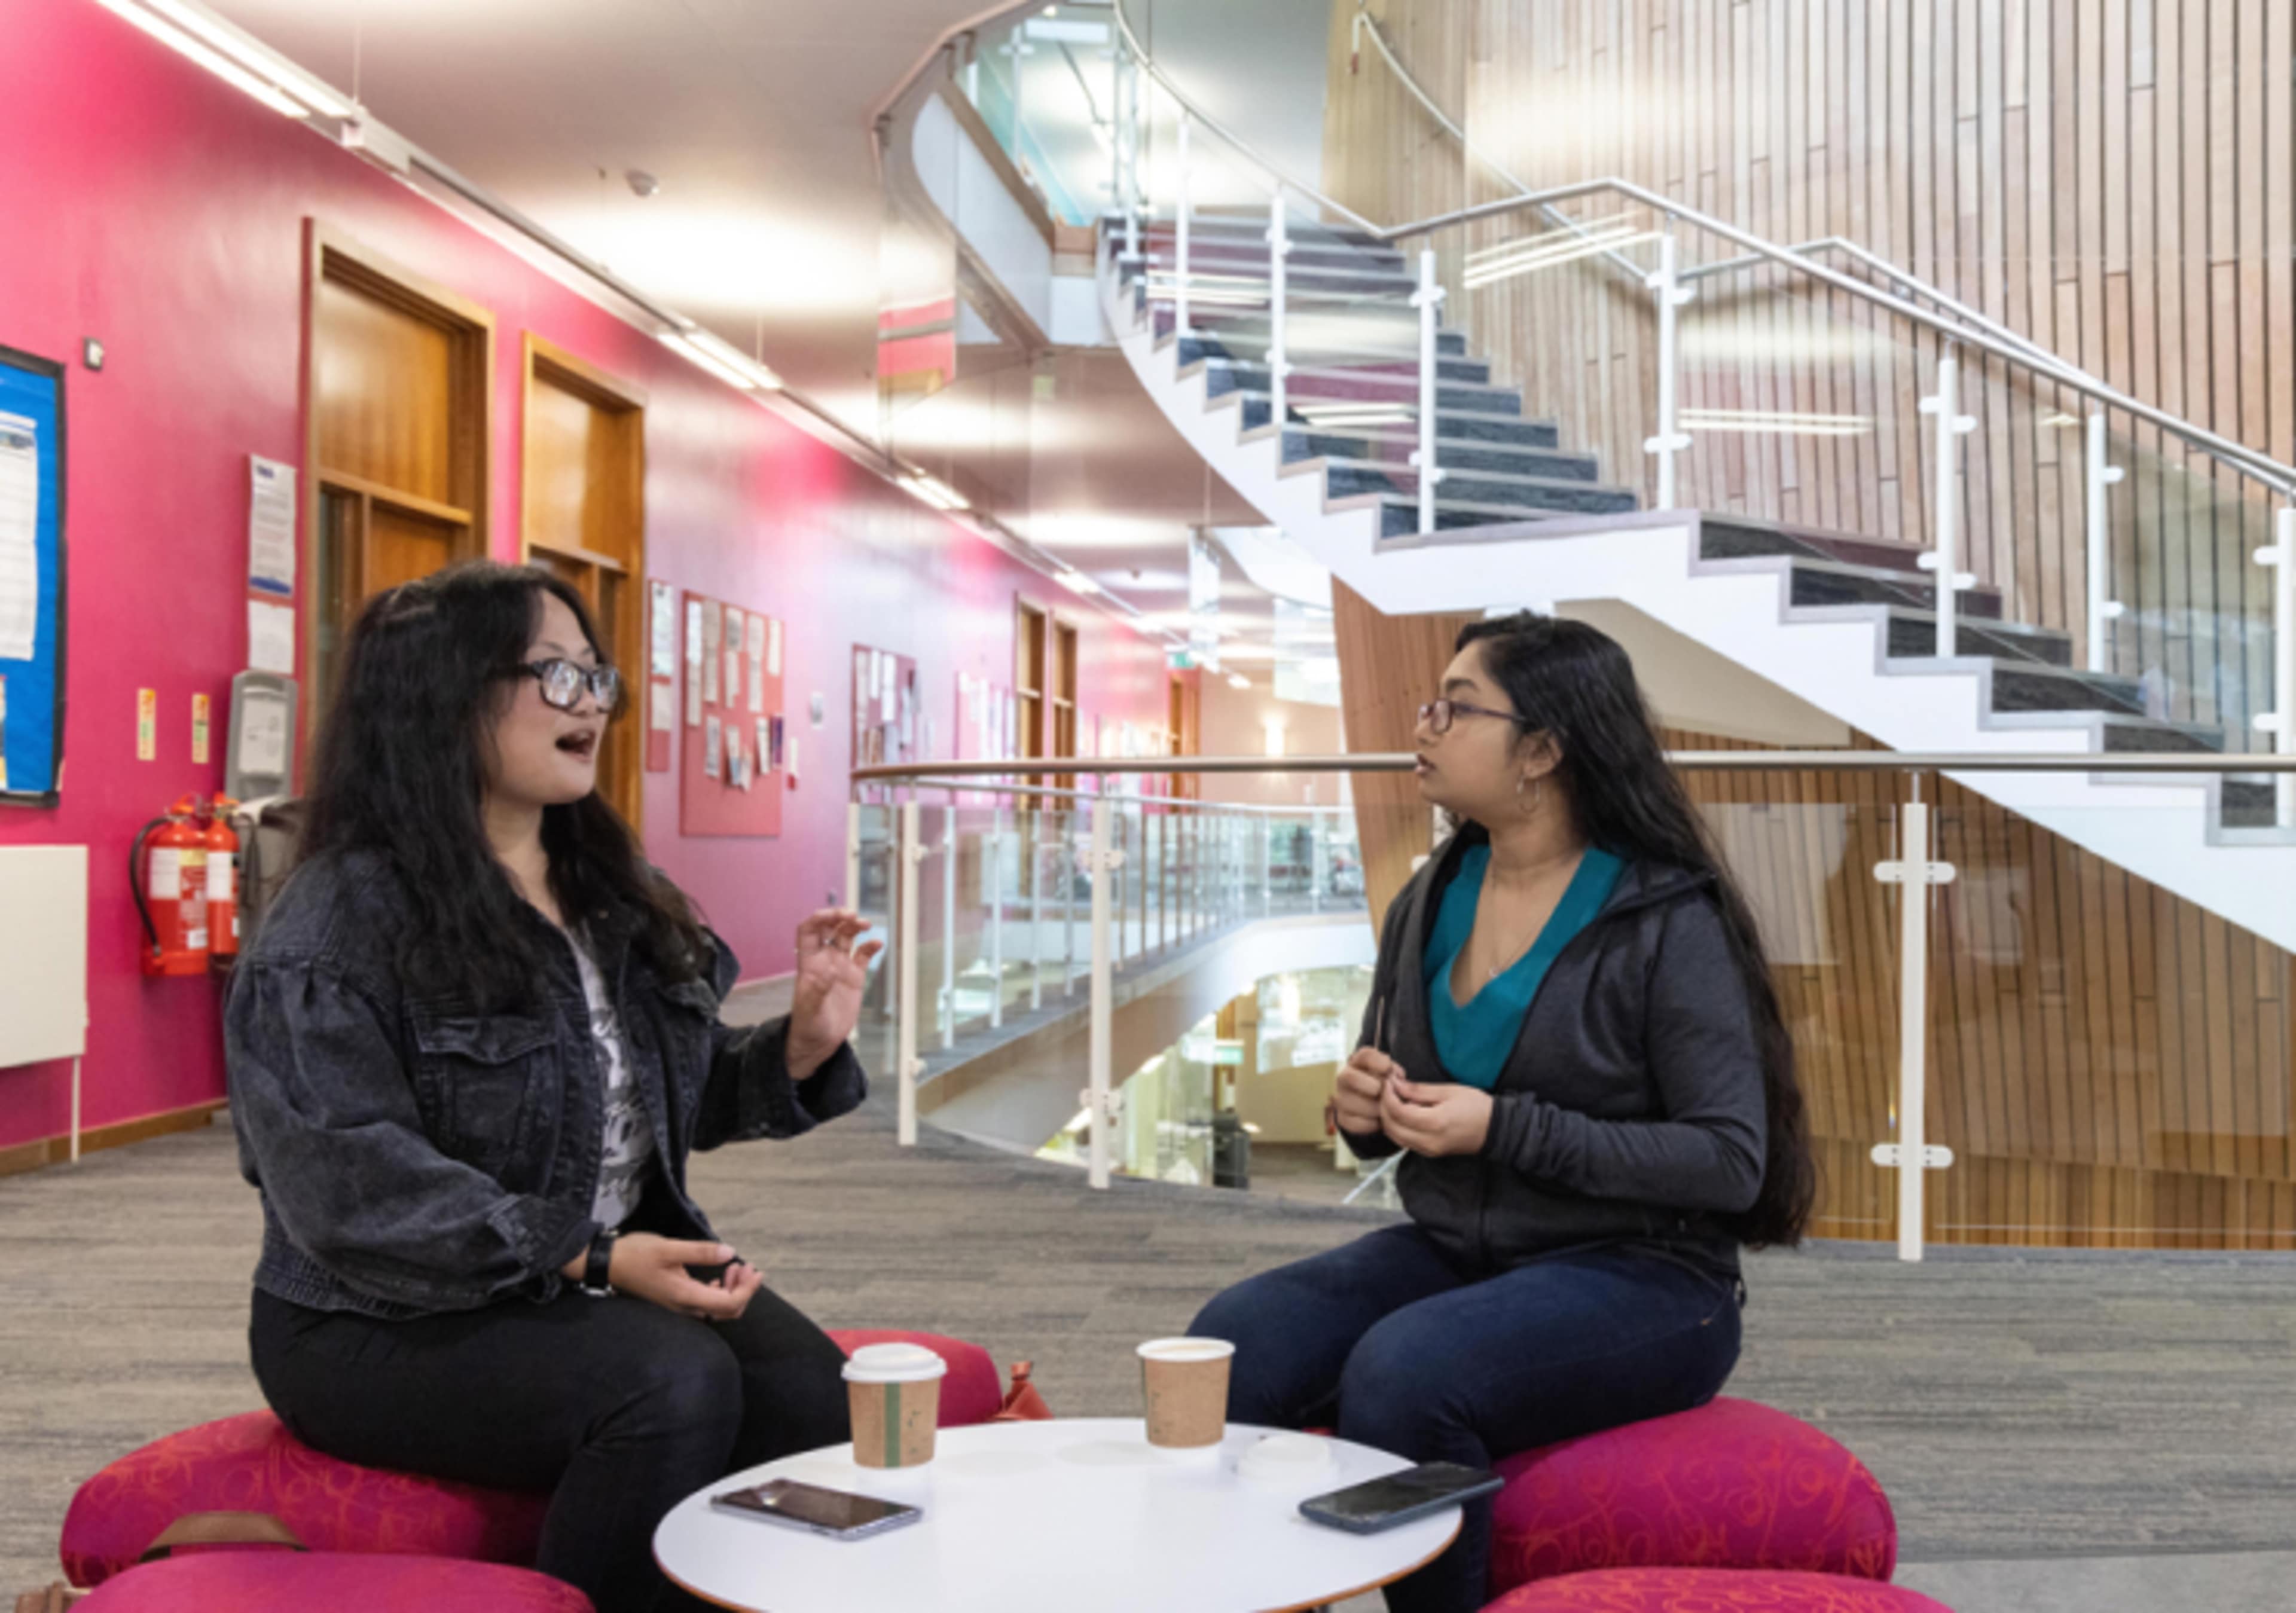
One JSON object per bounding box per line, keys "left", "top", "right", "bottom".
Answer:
{"left": 0, "top": 347, "right": 66, "bottom": 806}
{"left": 679, "top": 588, "right": 785, "bottom": 838}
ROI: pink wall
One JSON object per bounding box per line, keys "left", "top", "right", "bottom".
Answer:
{"left": 0, "top": 2, "right": 1170, "bottom": 1153}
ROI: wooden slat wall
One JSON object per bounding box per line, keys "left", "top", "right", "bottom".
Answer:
{"left": 1323, "top": 1, "right": 2292, "bottom": 737}
{"left": 1669, "top": 725, "right": 2296, "bottom": 1251}
{"left": 1329, "top": 576, "right": 2296, "bottom": 1247}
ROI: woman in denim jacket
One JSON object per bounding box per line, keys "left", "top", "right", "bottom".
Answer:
{"left": 226, "top": 562, "right": 880, "bottom": 1613}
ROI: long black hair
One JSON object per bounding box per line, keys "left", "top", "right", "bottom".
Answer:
{"left": 297, "top": 560, "right": 707, "bottom": 1009}
{"left": 1456, "top": 612, "right": 1816, "bottom": 1248}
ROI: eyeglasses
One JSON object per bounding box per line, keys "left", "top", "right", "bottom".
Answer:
{"left": 512, "top": 659, "right": 624, "bottom": 714}
{"left": 1417, "top": 697, "right": 1529, "bottom": 735}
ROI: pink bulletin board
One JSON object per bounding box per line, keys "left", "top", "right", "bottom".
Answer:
{"left": 680, "top": 589, "right": 786, "bottom": 838}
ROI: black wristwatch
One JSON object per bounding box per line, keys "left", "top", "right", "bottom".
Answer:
{"left": 579, "top": 1228, "right": 619, "bottom": 1297}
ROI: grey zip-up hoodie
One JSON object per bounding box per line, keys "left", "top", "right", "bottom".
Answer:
{"left": 1344, "top": 826, "right": 1767, "bottom": 1278}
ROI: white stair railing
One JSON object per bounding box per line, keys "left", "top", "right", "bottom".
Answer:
{"left": 2260, "top": 506, "right": 2296, "bottom": 829}
{"left": 1409, "top": 248, "right": 1445, "bottom": 531}
{"left": 1916, "top": 348, "right": 1980, "bottom": 659}
{"left": 2084, "top": 414, "right": 2128, "bottom": 674}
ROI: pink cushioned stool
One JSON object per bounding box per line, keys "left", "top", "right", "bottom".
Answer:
{"left": 60, "top": 1326, "right": 999, "bottom": 1588}
{"left": 1487, "top": 1398, "right": 1896, "bottom": 1597}
{"left": 79, "top": 1552, "right": 593, "bottom": 1611}
{"left": 1483, "top": 1566, "right": 1951, "bottom": 1612}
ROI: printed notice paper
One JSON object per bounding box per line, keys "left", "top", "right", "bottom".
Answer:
{"left": 649, "top": 581, "right": 677, "bottom": 678}
{"left": 650, "top": 682, "right": 676, "bottom": 733}
{"left": 248, "top": 457, "right": 297, "bottom": 596}
{"left": 248, "top": 599, "right": 297, "bottom": 676}
{"left": 0, "top": 412, "right": 39, "bottom": 662}
{"left": 767, "top": 618, "right": 783, "bottom": 678}
{"left": 703, "top": 714, "right": 722, "bottom": 778}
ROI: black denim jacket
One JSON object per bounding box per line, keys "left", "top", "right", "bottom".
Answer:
{"left": 224, "top": 850, "right": 866, "bottom": 1319}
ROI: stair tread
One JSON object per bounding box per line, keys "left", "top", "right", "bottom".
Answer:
{"left": 1304, "top": 456, "right": 1627, "bottom": 496}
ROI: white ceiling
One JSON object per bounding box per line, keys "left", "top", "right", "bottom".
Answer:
{"left": 209, "top": 0, "right": 998, "bottom": 432}
{"left": 206, "top": 0, "right": 1338, "bottom": 690}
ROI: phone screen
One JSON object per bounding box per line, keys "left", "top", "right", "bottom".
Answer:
{"left": 712, "top": 1480, "right": 917, "bottom": 1535}
{"left": 1306, "top": 1463, "right": 1500, "bottom": 1525}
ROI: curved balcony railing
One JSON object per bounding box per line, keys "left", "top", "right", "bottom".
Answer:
{"left": 848, "top": 750, "right": 2296, "bottom": 1257}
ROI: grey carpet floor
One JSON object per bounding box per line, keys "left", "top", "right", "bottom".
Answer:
{"left": 5, "top": 1095, "right": 2296, "bottom": 1597}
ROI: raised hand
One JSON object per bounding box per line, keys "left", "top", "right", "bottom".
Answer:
{"left": 786, "top": 908, "right": 884, "bottom": 1082}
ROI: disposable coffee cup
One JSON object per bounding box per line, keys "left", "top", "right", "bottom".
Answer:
{"left": 1137, "top": 1337, "right": 1235, "bottom": 1450}
{"left": 844, "top": 1343, "right": 948, "bottom": 1470}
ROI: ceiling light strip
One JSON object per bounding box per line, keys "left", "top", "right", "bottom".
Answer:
{"left": 92, "top": 0, "right": 310, "bottom": 117}
{"left": 139, "top": 0, "right": 355, "bottom": 116}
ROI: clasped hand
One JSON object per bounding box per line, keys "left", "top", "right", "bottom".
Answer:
{"left": 1333, "top": 1045, "right": 1492, "bottom": 1157}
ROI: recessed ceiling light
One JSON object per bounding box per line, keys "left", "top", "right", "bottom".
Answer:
{"left": 625, "top": 169, "right": 661, "bottom": 198}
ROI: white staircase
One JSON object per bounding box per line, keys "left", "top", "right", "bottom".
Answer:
{"left": 1101, "top": 220, "right": 2296, "bottom": 956}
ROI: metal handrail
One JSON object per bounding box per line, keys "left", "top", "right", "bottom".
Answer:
{"left": 1107, "top": 0, "right": 1379, "bottom": 235}
{"left": 1336, "top": 11, "right": 2295, "bottom": 497}
{"left": 853, "top": 751, "right": 2296, "bottom": 783}
{"left": 1125, "top": 3, "right": 2292, "bottom": 497}
{"left": 854, "top": 774, "right": 1358, "bottom": 812}
{"left": 1373, "top": 174, "right": 2296, "bottom": 496}
{"left": 1345, "top": 10, "right": 1648, "bottom": 288}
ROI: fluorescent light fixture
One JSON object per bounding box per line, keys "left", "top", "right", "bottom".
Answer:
{"left": 659, "top": 332, "right": 768, "bottom": 392}
{"left": 1463, "top": 224, "right": 1658, "bottom": 289}
{"left": 93, "top": 0, "right": 310, "bottom": 117}
{"left": 1226, "top": 673, "right": 1251, "bottom": 691}
{"left": 1057, "top": 570, "right": 1103, "bottom": 595}
{"left": 1679, "top": 407, "right": 1873, "bottom": 438}
{"left": 901, "top": 473, "right": 969, "bottom": 512}
{"left": 665, "top": 329, "right": 781, "bottom": 392}
{"left": 1263, "top": 717, "right": 1287, "bottom": 757}
{"left": 138, "top": 0, "right": 355, "bottom": 116}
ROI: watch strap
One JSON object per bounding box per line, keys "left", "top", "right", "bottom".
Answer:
{"left": 581, "top": 1227, "right": 618, "bottom": 1296}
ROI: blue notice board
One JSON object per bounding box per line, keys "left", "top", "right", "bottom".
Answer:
{"left": 0, "top": 347, "right": 65, "bottom": 806}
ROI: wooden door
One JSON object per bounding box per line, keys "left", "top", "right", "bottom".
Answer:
{"left": 521, "top": 336, "right": 647, "bottom": 829}
{"left": 302, "top": 225, "right": 494, "bottom": 729}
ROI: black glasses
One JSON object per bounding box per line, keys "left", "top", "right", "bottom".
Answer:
{"left": 1417, "top": 697, "right": 1528, "bottom": 735}
{"left": 513, "top": 659, "right": 623, "bottom": 714}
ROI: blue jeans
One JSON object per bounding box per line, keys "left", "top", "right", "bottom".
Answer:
{"left": 1189, "top": 1226, "right": 1743, "bottom": 1613}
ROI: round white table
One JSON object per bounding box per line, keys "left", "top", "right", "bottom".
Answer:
{"left": 654, "top": 1418, "right": 1461, "bottom": 1613}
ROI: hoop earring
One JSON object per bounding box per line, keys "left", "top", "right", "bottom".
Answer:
{"left": 1516, "top": 774, "right": 1543, "bottom": 817}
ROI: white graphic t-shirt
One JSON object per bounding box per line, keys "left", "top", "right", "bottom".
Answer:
{"left": 572, "top": 934, "right": 657, "bottom": 1230}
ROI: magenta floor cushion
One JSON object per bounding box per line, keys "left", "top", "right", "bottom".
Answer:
{"left": 1488, "top": 1399, "right": 1897, "bottom": 1596}
{"left": 79, "top": 1552, "right": 593, "bottom": 1611}
{"left": 59, "top": 1410, "right": 549, "bottom": 1588}
{"left": 63, "top": 1327, "right": 996, "bottom": 1588}
{"left": 827, "top": 1328, "right": 1003, "bottom": 1428}
{"left": 1483, "top": 1568, "right": 1950, "bottom": 1612}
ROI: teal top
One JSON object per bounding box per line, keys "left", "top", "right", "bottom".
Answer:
{"left": 1422, "top": 844, "right": 1627, "bottom": 1090}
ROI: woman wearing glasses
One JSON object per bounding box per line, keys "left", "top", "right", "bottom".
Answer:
{"left": 227, "top": 562, "right": 879, "bottom": 1613}
{"left": 1189, "top": 612, "right": 1814, "bottom": 1613}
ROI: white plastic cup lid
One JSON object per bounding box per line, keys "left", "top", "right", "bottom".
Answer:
{"left": 842, "top": 1342, "right": 949, "bottom": 1385}
{"left": 1137, "top": 1337, "right": 1236, "bottom": 1363}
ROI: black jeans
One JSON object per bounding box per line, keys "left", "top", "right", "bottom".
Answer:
{"left": 249, "top": 1269, "right": 850, "bottom": 1613}
{"left": 1189, "top": 1226, "right": 1743, "bottom": 1613}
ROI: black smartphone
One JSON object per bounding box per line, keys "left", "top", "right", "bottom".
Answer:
{"left": 709, "top": 1478, "right": 923, "bottom": 1541}
{"left": 1298, "top": 1462, "right": 1506, "bottom": 1535}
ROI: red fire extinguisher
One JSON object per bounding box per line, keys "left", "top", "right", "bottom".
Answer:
{"left": 206, "top": 795, "right": 241, "bottom": 967}
{"left": 132, "top": 795, "right": 212, "bottom": 977}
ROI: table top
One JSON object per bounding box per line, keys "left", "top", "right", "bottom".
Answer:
{"left": 654, "top": 1418, "right": 1460, "bottom": 1613}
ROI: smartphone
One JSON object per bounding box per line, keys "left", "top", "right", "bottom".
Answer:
{"left": 1298, "top": 1462, "right": 1506, "bottom": 1535}
{"left": 709, "top": 1478, "right": 923, "bottom": 1541}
